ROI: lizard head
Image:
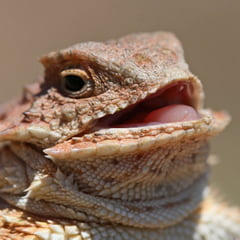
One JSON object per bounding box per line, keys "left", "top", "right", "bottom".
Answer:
{"left": 0, "top": 32, "right": 229, "bottom": 149}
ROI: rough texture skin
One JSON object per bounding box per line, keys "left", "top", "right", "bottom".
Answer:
{"left": 0, "top": 32, "right": 239, "bottom": 240}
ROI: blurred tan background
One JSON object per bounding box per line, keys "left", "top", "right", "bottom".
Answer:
{"left": 0, "top": 1, "right": 239, "bottom": 204}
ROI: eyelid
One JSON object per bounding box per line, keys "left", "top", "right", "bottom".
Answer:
{"left": 60, "top": 69, "right": 89, "bottom": 80}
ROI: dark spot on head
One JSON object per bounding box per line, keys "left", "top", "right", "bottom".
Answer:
{"left": 111, "top": 159, "right": 119, "bottom": 165}
{"left": 132, "top": 53, "right": 153, "bottom": 66}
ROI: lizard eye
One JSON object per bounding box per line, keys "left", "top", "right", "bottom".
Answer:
{"left": 64, "top": 74, "right": 85, "bottom": 92}
{"left": 60, "top": 69, "right": 94, "bottom": 98}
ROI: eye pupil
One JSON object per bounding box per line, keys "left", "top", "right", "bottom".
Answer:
{"left": 64, "top": 75, "right": 85, "bottom": 92}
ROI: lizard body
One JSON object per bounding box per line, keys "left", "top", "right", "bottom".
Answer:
{"left": 0, "top": 32, "right": 239, "bottom": 239}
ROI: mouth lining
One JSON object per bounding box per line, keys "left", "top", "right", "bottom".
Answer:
{"left": 96, "top": 81, "right": 201, "bottom": 129}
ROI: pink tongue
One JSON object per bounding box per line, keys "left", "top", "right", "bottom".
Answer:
{"left": 143, "top": 104, "right": 200, "bottom": 123}
{"left": 112, "top": 104, "right": 200, "bottom": 128}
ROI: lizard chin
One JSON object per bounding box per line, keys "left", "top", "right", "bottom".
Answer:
{"left": 97, "top": 81, "right": 200, "bottom": 129}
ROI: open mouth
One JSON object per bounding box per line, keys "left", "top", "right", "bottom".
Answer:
{"left": 97, "top": 81, "right": 201, "bottom": 129}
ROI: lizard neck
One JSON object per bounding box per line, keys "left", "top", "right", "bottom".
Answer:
{"left": 0, "top": 136, "right": 210, "bottom": 229}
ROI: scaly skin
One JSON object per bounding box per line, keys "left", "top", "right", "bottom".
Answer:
{"left": 0, "top": 32, "right": 239, "bottom": 239}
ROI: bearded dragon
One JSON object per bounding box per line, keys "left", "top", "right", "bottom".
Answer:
{"left": 0, "top": 32, "right": 239, "bottom": 240}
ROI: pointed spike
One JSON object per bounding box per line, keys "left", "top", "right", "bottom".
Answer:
{"left": 34, "top": 229, "right": 51, "bottom": 240}
{"left": 65, "top": 173, "right": 74, "bottom": 187}
{"left": 55, "top": 168, "right": 66, "bottom": 182}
